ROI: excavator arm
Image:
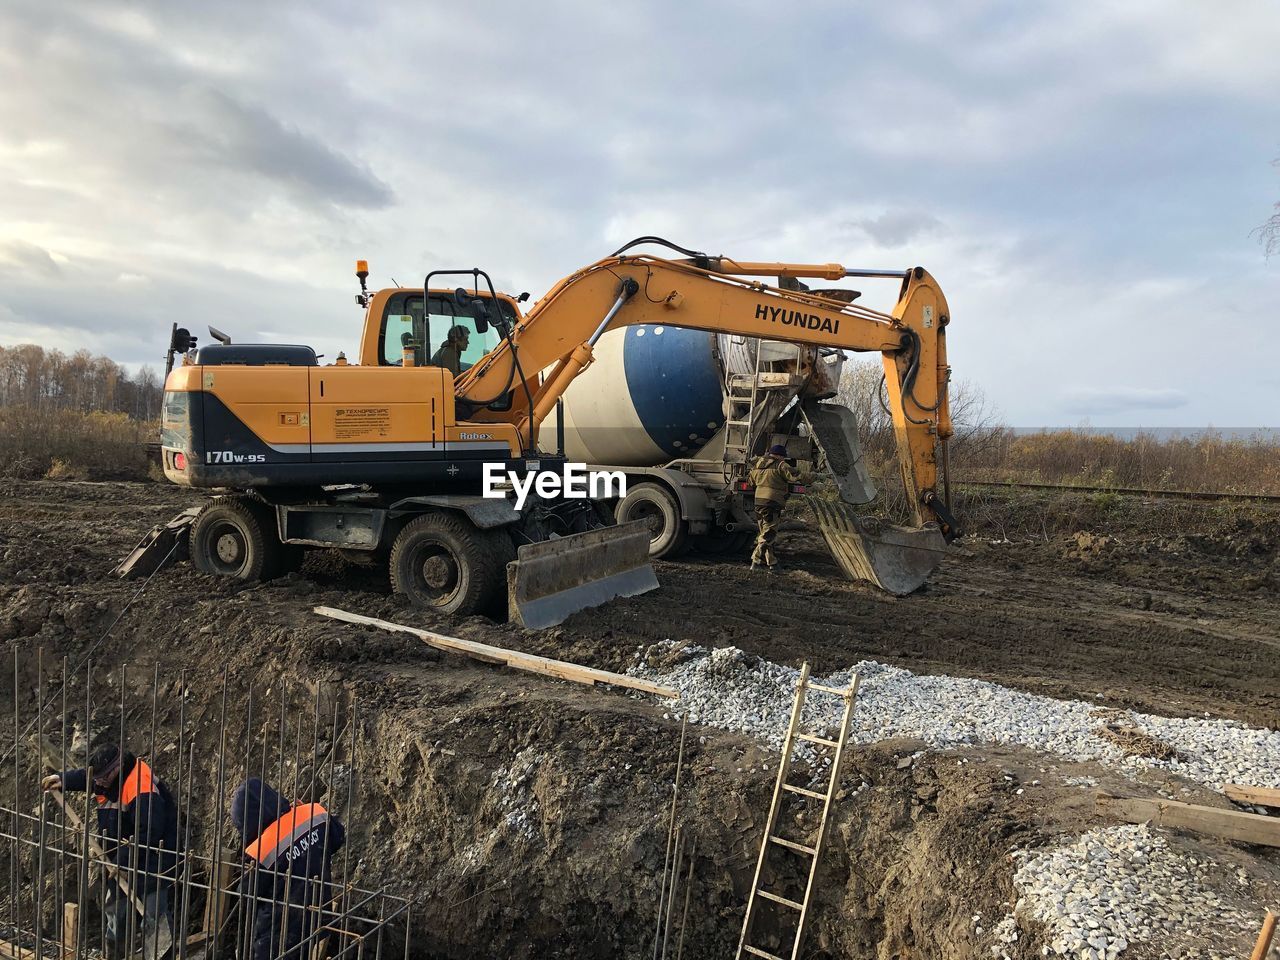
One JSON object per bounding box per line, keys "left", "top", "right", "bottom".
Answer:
{"left": 454, "top": 253, "right": 956, "bottom": 536}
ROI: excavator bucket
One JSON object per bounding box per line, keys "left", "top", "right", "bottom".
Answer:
{"left": 801, "top": 401, "right": 876, "bottom": 506}
{"left": 507, "top": 520, "right": 659, "bottom": 629}
{"left": 113, "top": 507, "right": 201, "bottom": 579}
{"left": 806, "top": 497, "right": 947, "bottom": 596}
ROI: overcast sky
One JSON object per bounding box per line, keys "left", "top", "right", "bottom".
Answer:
{"left": 2, "top": 1, "right": 1278, "bottom": 426}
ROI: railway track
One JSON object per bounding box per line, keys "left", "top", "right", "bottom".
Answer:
{"left": 957, "top": 478, "right": 1280, "bottom": 504}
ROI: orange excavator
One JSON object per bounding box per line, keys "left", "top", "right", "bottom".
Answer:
{"left": 120, "top": 239, "right": 958, "bottom": 627}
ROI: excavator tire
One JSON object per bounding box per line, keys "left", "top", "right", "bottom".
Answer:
{"left": 190, "top": 496, "right": 282, "bottom": 582}
{"left": 390, "top": 512, "right": 505, "bottom": 617}
{"left": 614, "top": 482, "right": 689, "bottom": 559}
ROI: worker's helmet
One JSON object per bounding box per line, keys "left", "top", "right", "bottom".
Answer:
{"left": 88, "top": 743, "right": 134, "bottom": 791}
{"left": 768, "top": 444, "right": 788, "bottom": 458}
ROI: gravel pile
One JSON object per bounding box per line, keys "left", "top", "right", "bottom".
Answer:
{"left": 628, "top": 644, "right": 1280, "bottom": 791}
{"left": 991, "top": 824, "right": 1255, "bottom": 959}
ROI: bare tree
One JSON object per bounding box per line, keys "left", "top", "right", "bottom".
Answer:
{"left": 0, "top": 344, "right": 162, "bottom": 419}
{"left": 835, "top": 358, "right": 1009, "bottom": 467}
{"left": 1256, "top": 155, "right": 1280, "bottom": 258}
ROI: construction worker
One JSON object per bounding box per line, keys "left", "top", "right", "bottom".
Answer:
{"left": 749, "top": 443, "right": 809, "bottom": 572}
{"left": 42, "top": 744, "right": 180, "bottom": 960}
{"left": 232, "top": 778, "right": 345, "bottom": 960}
{"left": 430, "top": 324, "right": 470, "bottom": 376}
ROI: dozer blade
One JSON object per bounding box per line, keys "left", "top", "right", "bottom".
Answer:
{"left": 800, "top": 400, "right": 876, "bottom": 506}
{"left": 113, "top": 507, "right": 200, "bottom": 579}
{"left": 806, "top": 497, "right": 947, "bottom": 596}
{"left": 507, "top": 520, "right": 659, "bottom": 629}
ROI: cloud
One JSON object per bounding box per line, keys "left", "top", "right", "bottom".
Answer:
{"left": 0, "top": 242, "right": 62, "bottom": 277}
{"left": 157, "top": 89, "right": 393, "bottom": 210}
{"left": 0, "top": 0, "right": 1277, "bottom": 427}
{"left": 1063, "top": 387, "right": 1190, "bottom": 417}
{"left": 842, "top": 212, "right": 944, "bottom": 248}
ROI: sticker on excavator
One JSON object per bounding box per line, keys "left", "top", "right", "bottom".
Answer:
{"left": 805, "top": 497, "right": 947, "bottom": 596}
{"left": 507, "top": 520, "right": 659, "bottom": 630}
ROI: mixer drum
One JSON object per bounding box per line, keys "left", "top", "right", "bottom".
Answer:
{"left": 546, "top": 325, "right": 727, "bottom": 465}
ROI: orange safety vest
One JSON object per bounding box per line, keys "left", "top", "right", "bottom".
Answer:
{"left": 244, "top": 803, "right": 329, "bottom": 869}
{"left": 95, "top": 759, "right": 157, "bottom": 806}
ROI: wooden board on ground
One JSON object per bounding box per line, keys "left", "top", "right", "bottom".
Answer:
{"left": 1096, "top": 792, "right": 1280, "bottom": 848}
{"left": 1224, "top": 784, "right": 1280, "bottom": 809}
{"left": 0, "top": 937, "right": 39, "bottom": 960}
{"left": 314, "top": 607, "right": 679, "bottom": 699}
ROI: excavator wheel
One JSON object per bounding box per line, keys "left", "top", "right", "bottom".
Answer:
{"left": 189, "top": 497, "right": 282, "bottom": 582}
{"left": 614, "top": 482, "right": 689, "bottom": 559}
{"left": 389, "top": 512, "right": 506, "bottom": 617}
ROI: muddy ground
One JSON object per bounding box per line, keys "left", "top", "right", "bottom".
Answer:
{"left": 0, "top": 479, "right": 1277, "bottom": 958}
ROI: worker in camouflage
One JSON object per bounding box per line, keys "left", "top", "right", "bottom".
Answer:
{"left": 748, "top": 443, "right": 808, "bottom": 572}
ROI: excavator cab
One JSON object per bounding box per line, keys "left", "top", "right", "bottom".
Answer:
{"left": 378, "top": 292, "right": 505, "bottom": 371}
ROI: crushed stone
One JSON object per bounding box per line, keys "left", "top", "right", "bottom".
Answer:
{"left": 627, "top": 643, "right": 1280, "bottom": 792}
{"left": 991, "top": 824, "right": 1255, "bottom": 959}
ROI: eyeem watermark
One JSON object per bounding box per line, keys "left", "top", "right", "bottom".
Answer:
{"left": 482, "top": 462, "right": 627, "bottom": 511}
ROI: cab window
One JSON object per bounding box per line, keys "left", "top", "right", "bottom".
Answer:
{"left": 379, "top": 293, "right": 506, "bottom": 369}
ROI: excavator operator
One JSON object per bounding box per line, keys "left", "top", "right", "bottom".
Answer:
{"left": 430, "top": 324, "right": 470, "bottom": 375}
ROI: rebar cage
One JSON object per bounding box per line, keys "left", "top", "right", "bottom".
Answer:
{"left": 0, "top": 650, "right": 412, "bottom": 960}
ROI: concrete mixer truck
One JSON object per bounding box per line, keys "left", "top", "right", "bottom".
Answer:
{"left": 126, "top": 238, "right": 957, "bottom": 625}
{"left": 546, "top": 322, "right": 872, "bottom": 559}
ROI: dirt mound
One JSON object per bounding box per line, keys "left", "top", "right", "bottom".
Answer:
{"left": 0, "top": 479, "right": 1278, "bottom": 956}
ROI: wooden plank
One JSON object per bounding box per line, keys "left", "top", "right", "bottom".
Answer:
{"left": 1095, "top": 792, "right": 1280, "bottom": 848}
{"left": 50, "top": 791, "right": 149, "bottom": 916}
{"left": 0, "top": 936, "right": 37, "bottom": 960}
{"left": 1224, "top": 784, "right": 1280, "bottom": 809}
{"left": 1252, "top": 911, "right": 1276, "bottom": 960}
{"left": 200, "top": 859, "right": 236, "bottom": 947}
{"left": 313, "top": 606, "right": 679, "bottom": 699}
{"left": 61, "top": 903, "right": 77, "bottom": 959}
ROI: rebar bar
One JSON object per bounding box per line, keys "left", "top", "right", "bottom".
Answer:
{"left": 661, "top": 827, "right": 683, "bottom": 960}
{"left": 652, "top": 716, "right": 688, "bottom": 960}
{"left": 675, "top": 837, "right": 696, "bottom": 960}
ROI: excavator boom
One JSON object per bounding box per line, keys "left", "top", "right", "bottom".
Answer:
{"left": 445, "top": 249, "right": 956, "bottom": 594}
{"left": 454, "top": 253, "right": 955, "bottom": 535}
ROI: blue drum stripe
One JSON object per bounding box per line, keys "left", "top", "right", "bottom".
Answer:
{"left": 620, "top": 326, "right": 725, "bottom": 458}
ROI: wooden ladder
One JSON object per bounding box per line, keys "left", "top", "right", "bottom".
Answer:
{"left": 735, "top": 662, "right": 860, "bottom": 960}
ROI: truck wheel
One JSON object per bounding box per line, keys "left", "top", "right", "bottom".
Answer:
{"left": 615, "top": 483, "right": 688, "bottom": 559}
{"left": 390, "top": 513, "right": 504, "bottom": 616}
{"left": 190, "top": 497, "right": 281, "bottom": 581}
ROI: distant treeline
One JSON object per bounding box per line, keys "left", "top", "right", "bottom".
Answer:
{"left": 838, "top": 363, "right": 1280, "bottom": 498}
{"left": 0, "top": 344, "right": 159, "bottom": 480}
{"left": 0, "top": 344, "right": 162, "bottom": 420}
